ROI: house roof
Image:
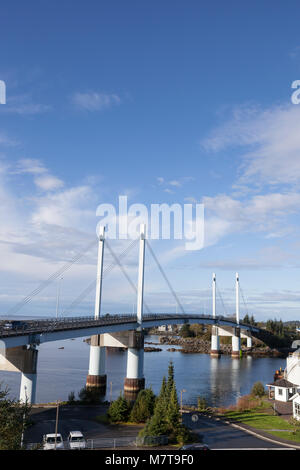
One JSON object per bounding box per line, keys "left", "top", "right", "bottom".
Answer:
{"left": 266, "top": 378, "right": 297, "bottom": 388}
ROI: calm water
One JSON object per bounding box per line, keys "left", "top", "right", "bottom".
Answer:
{"left": 0, "top": 335, "right": 285, "bottom": 407}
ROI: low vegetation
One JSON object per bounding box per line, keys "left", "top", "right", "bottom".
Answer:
{"left": 100, "top": 361, "right": 193, "bottom": 446}
{"left": 0, "top": 383, "right": 31, "bottom": 450}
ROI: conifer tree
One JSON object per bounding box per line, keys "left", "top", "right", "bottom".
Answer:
{"left": 108, "top": 393, "right": 130, "bottom": 422}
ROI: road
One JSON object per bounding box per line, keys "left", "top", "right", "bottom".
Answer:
{"left": 182, "top": 413, "right": 295, "bottom": 450}
{"left": 25, "top": 406, "right": 296, "bottom": 450}
{"left": 24, "top": 405, "right": 142, "bottom": 447}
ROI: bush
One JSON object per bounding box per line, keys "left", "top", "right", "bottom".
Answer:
{"left": 251, "top": 382, "right": 266, "bottom": 398}
{"left": 78, "top": 386, "right": 102, "bottom": 404}
{"left": 68, "top": 391, "right": 76, "bottom": 404}
{"left": 130, "top": 388, "right": 156, "bottom": 423}
{"left": 197, "top": 396, "right": 208, "bottom": 411}
{"left": 108, "top": 394, "right": 131, "bottom": 422}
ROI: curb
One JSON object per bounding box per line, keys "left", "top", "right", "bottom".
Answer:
{"left": 217, "top": 416, "right": 300, "bottom": 449}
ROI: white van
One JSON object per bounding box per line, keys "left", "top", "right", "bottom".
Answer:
{"left": 43, "top": 433, "right": 64, "bottom": 450}
{"left": 67, "top": 431, "right": 86, "bottom": 449}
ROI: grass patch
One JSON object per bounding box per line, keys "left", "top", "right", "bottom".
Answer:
{"left": 224, "top": 410, "right": 294, "bottom": 431}
{"left": 268, "top": 431, "right": 300, "bottom": 442}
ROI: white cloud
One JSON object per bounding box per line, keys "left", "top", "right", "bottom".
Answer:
{"left": 0, "top": 94, "right": 51, "bottom": 115}
{"left": 202, "top": 192, "right": 300, "bottom": 247}
{"left": 202, "top": 104, "right": 300, "bottom": 186}
{"left": 34, "top": 175, "right": 64, "bottom": 191}
{"left": 72, "top": 91, "right": 121, "bottom": 111}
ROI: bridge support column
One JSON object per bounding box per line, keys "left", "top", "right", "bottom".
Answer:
{"left": 19, "top": 346, "right": 38, "bottom": 404}
{"left": 124, "top": 332, "right": 145, "bottom": 401}
{"left": 246, "top": 335, "right": 252, "bottom": 348}
{"left": 86, "top": 335, "right": 106, "bottom": 394}
{"left": 210, "top": 326, "right": 220, "bottom": 357}
{"left": 231, "top": 328, "right": 241, "bottom": 358}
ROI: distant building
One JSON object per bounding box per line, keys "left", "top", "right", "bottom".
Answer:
{"left": 158, "top": 325, "right": 176, "bottom": 332}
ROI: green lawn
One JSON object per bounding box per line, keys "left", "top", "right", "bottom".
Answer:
{"left": 224, "top": 410, "right": 294, "bottom": 430}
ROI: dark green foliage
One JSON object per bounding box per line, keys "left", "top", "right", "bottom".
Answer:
{"left": 166, "top": 385, "right": 181, "bottom": 430}
{"left": 78, "top": 386, "right": 102, "bottom": 404}
{"left": 139, "top": 362, "right": 191, "bottom": 445}
{"left": 68, "top": 391, "right": 76, "bottom": 404}
{"left": 179, "top": 323, "right": 195, "bottom": 338}
{"left": 166, "top": 361, "right": 175, "bottom": 396}
{"left": 251, "top": 381, "right": 266, "bottom": 398}
{"left": 130, "top": 388, "right": 156, "bottom": 423}
{"left": 108, "top": 394, "right": 130, "bottom": 422}
{"left": 197, "top": 396, "right": 208, "bottom": 411}
{"left": 0, "top": 383, "right": 31, "bottom": 450}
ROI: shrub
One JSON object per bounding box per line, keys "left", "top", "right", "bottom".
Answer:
{"left": 108, "top": 394, "right": 131, "bottom": 422}
{"left": 251, "top": 381, "right": 266, "bottom": 398}
{"left": 68, "top": 391, "right": 76, "bottom": 404}
{"left": 197, "top": 396, "right": 208, "bottom": 411}
{"left": 78, "top": 386, "right": 101, "bottom": 404}
{"left": 130, "top": 388, "right": 156, "bottom": 423}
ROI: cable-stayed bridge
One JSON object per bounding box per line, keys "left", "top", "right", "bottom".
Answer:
{"left": 0, "top": 225, "right": 258, "bottom": 403}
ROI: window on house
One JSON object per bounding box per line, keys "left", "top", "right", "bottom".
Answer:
{"left": 278, "top": 389, "right": 283, "bottom": 395}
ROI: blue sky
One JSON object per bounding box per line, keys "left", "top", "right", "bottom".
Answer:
{"left": 1, "top": 0, "right": 300, "bottom": 320}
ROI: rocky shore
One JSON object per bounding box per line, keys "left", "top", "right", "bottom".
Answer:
{"left": 159, "top": 335, "right": 291, "bottom": 358}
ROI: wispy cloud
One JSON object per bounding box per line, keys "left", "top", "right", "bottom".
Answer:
{"left": 71, "top": 91, "right": 121, "bottom": 112}
{"left": 202, "top": 103, "right": 300, "bottom": 186}
{"left": 0, "top": 93, "right": 51, "bottom": 115}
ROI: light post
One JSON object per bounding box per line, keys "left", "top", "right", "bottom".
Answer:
{"left": 54, "top": 400, "right": 60, "bottom": 450}
{"left": 56, "top": 277, "right": 63, "bottom": 319}
{"left": 180, "top": 389, "right": 186, "bottom": 415}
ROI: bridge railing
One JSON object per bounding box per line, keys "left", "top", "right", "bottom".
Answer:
{"left": 0, "top": 313, "right": 259, "bottom": 338}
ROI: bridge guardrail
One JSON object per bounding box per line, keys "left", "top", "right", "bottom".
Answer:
{"left": 0, "top": 313, "right": 260, "bottom": 338}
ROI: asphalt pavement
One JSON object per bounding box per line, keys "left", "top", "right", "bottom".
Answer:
{"left": 182, "top": 413, "right": 296, "bottom": 450}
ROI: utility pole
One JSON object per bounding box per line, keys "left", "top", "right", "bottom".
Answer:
{"left": 54, "top": 400, "right": 60, "bottom": 450}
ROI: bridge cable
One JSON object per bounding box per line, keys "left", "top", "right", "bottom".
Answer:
{"left": 239, "top": 284, "right": 249, "bottom": 318}
{"left": 145, "top": 240, "right": 185, "bottom": 314}
{"left": 6, "top": 238, "right": 98, "bottom": 316}
{"left": 216, "top": 284, "right": 229, "bottom": 317}
{"left": 61, "top": 238, "right": 140, "bottom": 316}
{"left": 105, "top": 240, "right": 152, "bottom": 314}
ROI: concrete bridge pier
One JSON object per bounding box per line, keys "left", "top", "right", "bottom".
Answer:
{"left": 124, "top": 224, "right": 146, "bottom": 401}
{"left": 245, "top": 332, "right": 253, "bottom": 348}
{"left": 0, "top": 344, "right": 39, "bottom": 404}
{"left": 86, "top": 335, "right": 106, "bottom": 394}
{"left": 86, "top": 226, "right": 106, "bottom": 394}
{"left": 231, "top": 328, "right": 241, "bottom": 358}
{"left": 19, "top": 345, "right": 38, "bottom": 404}
{"left": 124, "top": 331, "right": 145, "bottom": 401}
{"left": 210, "top": 326, "right": 220, "bottom": 357}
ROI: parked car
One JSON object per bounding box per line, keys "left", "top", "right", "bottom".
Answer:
{"left": 43, "top": 433, "right": 64, "bottom": 450}
{"left": 179, "top": 443, "right": 210, "bottom": 450}
{"left": 67, "top": 431, "right": 86, "bottom": 449}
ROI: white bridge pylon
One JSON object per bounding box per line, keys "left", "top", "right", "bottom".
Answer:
{"left": 87, "top": 224, "right": 147, "bottom": 398}
{"left": 210, "top": 271, "right": 252, "bottom": 357}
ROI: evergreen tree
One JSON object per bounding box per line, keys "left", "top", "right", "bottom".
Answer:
{"left": 166, "top": 385, "right": 181, "bottom": 432}
{"left": 108, "top": 393, "right": 130, "bottom": 422}
{"left": 166, "top": 361, "right": 175, "bottom": 398}
{"left": 0, "top": 384, "right": 31, "bottom": 450}
{"left": 130, "top": 388, "right": 156, "bottom": 423}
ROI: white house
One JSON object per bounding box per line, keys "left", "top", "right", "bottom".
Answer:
{"left": 292, "top": 394, "right": 300, "bottom": 421}
{"left": 266, "top": 378, "right": 298, "bottom": 402}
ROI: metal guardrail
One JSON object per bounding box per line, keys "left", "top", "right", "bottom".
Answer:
{"left": 27, "top": 437, "right": 137, "bottom": 450}
{"left": 0, "top": 313, "right": 259, "bottom": 339}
